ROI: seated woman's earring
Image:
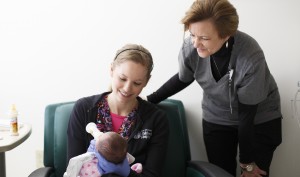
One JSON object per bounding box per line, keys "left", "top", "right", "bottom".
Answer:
{"left": 226, "top": 41, "right": 228, "bottom": 48}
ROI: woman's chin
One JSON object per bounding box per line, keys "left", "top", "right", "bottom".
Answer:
{"left": 197, "top": 50, "right": 209, "bottom": 58}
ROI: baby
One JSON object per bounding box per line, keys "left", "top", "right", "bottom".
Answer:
{"left": 80, "top": 131, "right": 131, "bottom": 177}
{"left": 64, "top": 123, "right": 142, "bottom": 177}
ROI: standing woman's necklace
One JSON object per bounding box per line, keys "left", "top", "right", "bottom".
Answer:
{"left": 211, "top": 56, "right": 222, "bottom": 79}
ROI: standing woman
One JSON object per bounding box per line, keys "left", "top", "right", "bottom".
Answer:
{"left": 67, "top": 44, "right": 169, "bottom": 177}
{"left": 147, "top": 0, "right": 282, "bottom": 177}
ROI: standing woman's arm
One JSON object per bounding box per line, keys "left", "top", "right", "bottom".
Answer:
{"left": 238, "top": 102, "right": 258, "bottom": 164}
{"left": 147, "top": 73, "right": 193, "bottom": 104}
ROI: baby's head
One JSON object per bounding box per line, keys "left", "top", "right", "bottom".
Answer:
{"left": 96, "top": 132, "right": 128, "bottom": 164}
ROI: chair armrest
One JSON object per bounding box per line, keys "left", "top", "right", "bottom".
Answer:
{"left": 28, "top": 167, "right": 54, "bottom": 177}
{"left": 187, "top": 161, "right": 234, "bottom": 177}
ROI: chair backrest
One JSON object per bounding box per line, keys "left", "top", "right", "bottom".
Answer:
{"left": 43, "top": 99, "right": 191, "bottom": 177}
{"left": 44, "top": 102, "right": 75, "bottom": 177}
{"left": 158, "top": 99, "right": 191, "bottom": 177}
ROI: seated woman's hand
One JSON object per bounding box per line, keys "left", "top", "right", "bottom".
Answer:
{"left": 131, "top": 163, "right": 142, "bottom": 173}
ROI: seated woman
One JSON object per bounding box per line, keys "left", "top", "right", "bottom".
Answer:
{"left": 67, "top": 43, "right": 169, "bottom": 177}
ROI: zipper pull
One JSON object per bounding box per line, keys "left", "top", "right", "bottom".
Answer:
{"left": 229, "top": 69, "right": 234, "bottom": 81}
{"left": 228, "top": 69, "right": 234, "bottom": 114}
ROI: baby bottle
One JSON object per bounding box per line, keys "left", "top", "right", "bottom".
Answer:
{"left": 9, "top": 104, "right": 19, "bottom": 136}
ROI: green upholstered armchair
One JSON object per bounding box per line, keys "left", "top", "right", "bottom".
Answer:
{"left": 28, "top": 99, "right": 233, "bottom": 177}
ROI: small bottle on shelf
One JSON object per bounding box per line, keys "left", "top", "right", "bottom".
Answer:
{"left": 9, "top": 104, "right": 19, "bottom": 136}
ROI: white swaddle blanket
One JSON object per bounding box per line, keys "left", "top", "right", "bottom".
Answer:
{"left": 63, "top": 152, "right": 96, "bottom": 177}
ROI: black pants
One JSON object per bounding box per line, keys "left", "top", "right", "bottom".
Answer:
{"left": 203, "top": 118, "right": 282, "bottom": 177}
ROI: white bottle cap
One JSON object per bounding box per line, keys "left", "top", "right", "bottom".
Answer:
{"left": 86, "top": 122, "right": 103, "bottom": 139}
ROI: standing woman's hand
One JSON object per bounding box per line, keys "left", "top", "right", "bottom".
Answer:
{"left": 240, "top": 163, "right": 267, "bottom": 177}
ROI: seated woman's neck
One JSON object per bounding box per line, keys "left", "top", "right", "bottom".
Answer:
{"left": 107, "top": 94, "right": 137, "bottom": 116}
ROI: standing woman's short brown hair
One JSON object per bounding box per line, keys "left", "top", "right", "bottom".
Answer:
{"left": 181, "top": 0, "right": 239, "bottom": 38}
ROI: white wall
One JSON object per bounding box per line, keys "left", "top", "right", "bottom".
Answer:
{"left": 0, "top": 0, "right": 299, "bottom": 176}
